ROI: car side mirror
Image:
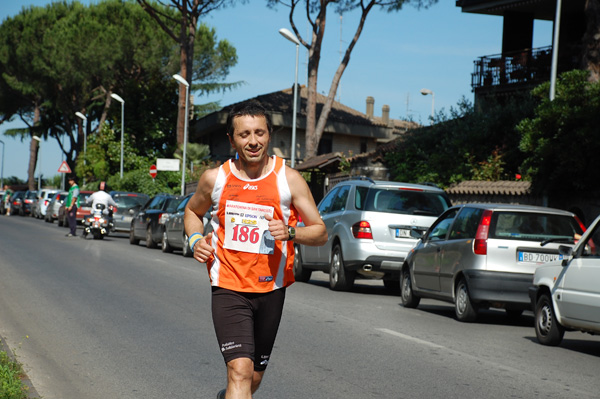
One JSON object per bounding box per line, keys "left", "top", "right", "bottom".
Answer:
{"left": 559, "top": 244, "right": 574, "bottom": 266}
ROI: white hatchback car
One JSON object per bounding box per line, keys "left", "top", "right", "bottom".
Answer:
{"left": 530, "top": 214, "right": 600, "bottom": 346}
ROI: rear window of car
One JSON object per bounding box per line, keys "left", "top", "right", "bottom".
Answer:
{"left": 165, "top": 198, "right": 184, "bottom": 213}
{"left": 364, "top": 188, "right": 450, "bottom": 216}
{"left": 490, "top": 211, "right": 583, "bottom": 242}
{"left": 114, "top": 195, "right": 148, "bottom": 208}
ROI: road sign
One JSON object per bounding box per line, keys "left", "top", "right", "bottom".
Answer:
{"left": 58, "top": 161, "right": 71, "bottom": 173}
{"left": 157, "top": 158, "right": 180, "bottom": 171}
{"left": 149, "top": 164, "right": 157, "bottom": 179}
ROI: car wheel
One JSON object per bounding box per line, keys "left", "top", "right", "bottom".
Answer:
{"left": 146, "top": 226, "right": 157, "bottom": 249}
{"left": 455, "top": 278, "right": 478, "bottom": 322}
{"left": 534, "top": 293, "right": 565, "bottom": 346}
{"left": 57, "top": 216, "right": 63, "bottom": 227}
{"left": 293, "top": 245, "right": 312, "bottom": 282}
{"left": 400, "top": 267, "right": 421, "bottom": 308}
{"left": 329, "top": 244, "right": 354, "bottom": 291}
{"left": 162, "top": 231, "right": 173, "bottom": 253}
{"left": 182, "top": 234, "right": 193, "bottom": 258}
{"left": 129, "top": 226, "right": 140, "bottom": 245}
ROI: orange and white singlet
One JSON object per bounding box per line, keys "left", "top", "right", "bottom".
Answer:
{"left": 207, "top": 156, "right": 297, "bottom": 293}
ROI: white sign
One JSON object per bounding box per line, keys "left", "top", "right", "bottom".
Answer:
{"left": 57, "top": 161, "right": 72, "bottom": 173}
{"left": 156, "top": 158, "right": 180, "bottom": 171}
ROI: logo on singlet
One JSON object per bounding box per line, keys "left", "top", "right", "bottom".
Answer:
{"left": 258, "top": 276, "right": 274, "bottom": 282}
{"left": 243, "top": 183, "right": 258, "bottom": 190}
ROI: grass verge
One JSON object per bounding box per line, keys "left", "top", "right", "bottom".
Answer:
{"left": 0, "top": 339, "right": 29, "bottom": 399}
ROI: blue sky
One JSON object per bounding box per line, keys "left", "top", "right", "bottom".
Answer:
{"left": 0, "top": 0, "right": 553, "bottom": 182}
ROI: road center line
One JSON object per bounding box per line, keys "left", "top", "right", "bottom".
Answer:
{"left": 376, "top": 328, "right": 444, "bottom": 349}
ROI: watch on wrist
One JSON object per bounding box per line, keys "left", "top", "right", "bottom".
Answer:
{"left": 287, "top": 225, "right": 296, "bottom": 241}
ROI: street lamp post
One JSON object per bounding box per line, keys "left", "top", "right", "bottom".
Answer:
{"left": 173, "top": 74, "right": 189, "bottom": 195}
{"left": 75, "top": 111, "right": 87, "bottom": 185}
{"left": 33, "top": 136, "right": 41, "bottom": 191}
{"left": 549, "top": 0, "right": 563, "bottom": 101}
{"left": 0, "top": 139, "right": 4, "bottom": 189}
{"left": 110, "top": 93, "right": 125, "bottom": 178}
{"left": 420, "top": 88, "right": 435, "bottom": 124}
{"left": 279, "top": 28, "right": 300, "bottom": 168}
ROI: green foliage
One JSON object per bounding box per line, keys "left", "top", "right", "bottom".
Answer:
{"left": 75, "top": 124, "right": 148, "bottom": 188}
{"left": 517, "top": 69, "right": 600, "bottom": 193}
{"left": 338, "top": 151, "right": 353, "bottom": 174}
{"left": 1, "top": 177, "right": 25, "bottom": 186}
{"left": 0, "top": 350, "right": 27, "bottom": 399}
{"left": 1, "top": 0, "right": 239, "bottom": 183}
{"left": 385, "top": 95, "right": 536, "bottom": 187}
{"left": 108, "top": 168, "right": 181, "bottom": 196}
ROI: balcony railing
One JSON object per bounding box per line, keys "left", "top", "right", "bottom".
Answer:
{"left": 471, "top": 46, "right": 553, "bottom": 90}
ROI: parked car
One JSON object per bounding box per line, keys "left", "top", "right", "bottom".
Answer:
{"left": 7, "top": 191, "right": 26, "bottom": 216}
{"left": 21, "top": 190, "right": 38, "bottom": 216}
{"left": 129, "top": 193, "right": 185, "bottom": 248}
{"left": 57, "top": 191, "right": 94, "bottom": 227}
{"left": 295, "top": 177, "right": 452, "bottom": 291}
{"left": 162, "top": 195, "right": 213, "bottom": 257}
{"left": 32, "top": 189, "right": 59, "bottom": 219}
{"left": 110, "top": 191, "right": 150, "bottom": 233}
{"left": 400, "top": 203, "right": 585, "bottom": 322}
{"left": 45, "top": 192, "right": 68, "bottom": 223}
{"left": 529, "top": 214, "right": 600, "bottom": 346}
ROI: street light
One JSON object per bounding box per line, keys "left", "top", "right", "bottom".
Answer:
{"left": 110, "top": 93, "right": 125, "bottom": 178}
{"left": 420, "top": 88, "right": 435, "bottom": 124}
{"left": 173, "top": 73, "right": 189, "bottom": 195}
{"left": 549, "top": 0, "right": 563, "bottom": 101}
{"left": 279, "top": 28, "right": 300, "bottom": 168}
{"left": 0, "top": 139, "right": 4, "bottom": 188}
{"left": 75, "top": 111, "right": 87, "bottom": 185}
{"left": 33, "top": 136, "right": 42, "bottom": 191}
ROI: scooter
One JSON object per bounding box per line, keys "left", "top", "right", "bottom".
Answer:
{"left": 83, "top": 203, "right": 112, "bottom": 240}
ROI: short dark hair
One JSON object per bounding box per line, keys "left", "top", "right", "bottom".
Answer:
{"left": 68, "top": 175, "right": 77, "bottom": 182}
{"left": 226, "top": 101, "right": 272, "bottom": 136}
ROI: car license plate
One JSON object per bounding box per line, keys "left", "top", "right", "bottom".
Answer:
{"left": 518, "top": 252, "right": 563, "bottom": 263}
{"left": 395, "top": 228, "right": 411, "bottom": 238}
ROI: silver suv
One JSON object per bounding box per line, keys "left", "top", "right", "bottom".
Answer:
{"left": 295, "top": 177, "right": 451, "bottom": 291}
{"left": 401, "top": 204, "right": 585, "bottom": 322}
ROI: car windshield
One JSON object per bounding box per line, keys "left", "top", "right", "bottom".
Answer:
{"left": 114, "top": 195, "right": 148, "bottom": 208}
{"left": 490, "top": 211, "right": 583, "bottom": 242}
{"left": 364, "top": 188, "right": 450, "bottom": 216}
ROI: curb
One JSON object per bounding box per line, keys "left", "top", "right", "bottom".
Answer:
{"left": 0, "top": 334, "right": 41, "bottom": 399}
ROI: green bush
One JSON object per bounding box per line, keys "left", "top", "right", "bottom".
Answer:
{"left": 0, "top": 350, "right": 27, "bottom": 399}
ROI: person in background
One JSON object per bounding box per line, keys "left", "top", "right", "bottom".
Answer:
{"left": 65, "top": 176, "right": 80, "bottom": 237}
{"left": 2, "top": 185, "right": 12, "bottom": 215}
{"left": 83, "top": 183, "right": 117, "bottom": 238}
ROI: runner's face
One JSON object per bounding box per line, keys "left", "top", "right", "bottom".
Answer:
{"left": 229, "top": 115, "right": 270, "bottom": 164}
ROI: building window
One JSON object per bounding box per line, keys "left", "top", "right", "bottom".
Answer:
{"left": 318, "top": 134, "right": 333, "bottom": 155}
{"left": 360, "top": 139, "right": 368, "bottom": 154}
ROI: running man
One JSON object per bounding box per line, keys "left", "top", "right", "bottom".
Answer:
{"left": 184, "top": 102, "right": 327, "bottom": 399}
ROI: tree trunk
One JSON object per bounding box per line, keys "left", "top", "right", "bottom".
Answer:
{"left": 583, "top": 0, "right": 600, "bottom": 81}
{"left": 27, "top": 105, "right": 41, "bottom": 191}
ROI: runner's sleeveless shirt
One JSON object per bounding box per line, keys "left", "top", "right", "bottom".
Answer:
{"left": 207, "top": 156, "right": 297, "bottom": 292}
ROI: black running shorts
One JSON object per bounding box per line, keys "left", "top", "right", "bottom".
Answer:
{"left": 211, "top": 287, "right": 286, "bottom": 372}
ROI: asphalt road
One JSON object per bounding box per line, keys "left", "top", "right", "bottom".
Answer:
{"left": 1, "top": 215, "right": 599, "bottom": 399}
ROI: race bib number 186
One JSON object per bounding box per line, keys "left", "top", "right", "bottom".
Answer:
{"left": 223, "top": 200, "right": 275, "bottom": 254}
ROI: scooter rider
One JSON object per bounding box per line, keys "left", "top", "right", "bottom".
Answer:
{"left": 84, "top": 183, "right": 117, "bottom": 237}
